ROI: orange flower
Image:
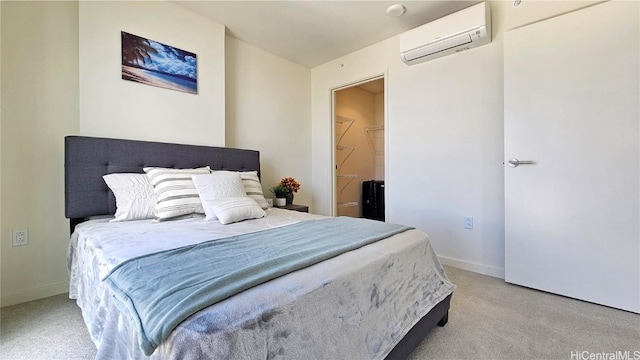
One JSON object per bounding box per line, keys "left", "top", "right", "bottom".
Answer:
{"left": 279, "top": 177, "right": 300, "bottom": 193}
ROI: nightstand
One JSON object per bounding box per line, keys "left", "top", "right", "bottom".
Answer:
{"left": 280, "top": 204, "right": 309, "bottom": 213}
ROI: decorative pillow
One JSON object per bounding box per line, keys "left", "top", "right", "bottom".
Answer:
{"left": 239, "top": 171, "right": 269, "bottom": 209}
{"left": 202, "top": 197, "right": 266, "bottom": 225}
{"left": 103, "top": 173, "right": 156, "bottom": 222}
{"left": 191, "top": 172, "right": 247, "bottom": 220}
{"left": 143, "top": 166, "right": 211, "bottom": 220}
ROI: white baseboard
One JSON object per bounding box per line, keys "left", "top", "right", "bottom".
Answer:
{"left": 1, "top": 281, "right": 69, "bottom": 307}
{"left": 438, "top": 255, "right": 505, "bottom": 279}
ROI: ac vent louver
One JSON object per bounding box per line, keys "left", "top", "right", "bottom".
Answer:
{"left": 400, "top": 3, "right": 491, "bottom": 65}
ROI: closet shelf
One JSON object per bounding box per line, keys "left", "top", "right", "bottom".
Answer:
{"left": 337, "top": 174, "right": 357, "bottom": 195}
{"left": 365, "top": 124, "right": 384, "bottom": 131}
{"left": 365, "top": 125, "right": 384, "bottom": 156}
{"left": 336, "top": 145, "right": 356, "bottom": 170}
{"left": 336, "top": 115, "right": 355, "bottom": 145}
{"left": 338, "top": 201, "right": 359, "bottom": 208}
{"left": 336, "top": 115, "right": 359, "bottom": 207}
{"left": 336, "top": 115, "right": 355, "bottom": 124}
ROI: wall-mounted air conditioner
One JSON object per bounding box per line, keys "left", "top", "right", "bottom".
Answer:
{"left": 399, "top": 2, "right": 491, "bottom": 65}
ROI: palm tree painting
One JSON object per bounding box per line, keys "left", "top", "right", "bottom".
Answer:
{"left": 121, "top": 32, "right": 197, "bottom": 94}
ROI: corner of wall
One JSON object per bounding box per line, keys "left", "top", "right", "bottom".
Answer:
{"left": 225, "top": 37, "right": 313, "bottom": 209}
{"left": 439, "top": 256, "right": 505, "bottom": 279}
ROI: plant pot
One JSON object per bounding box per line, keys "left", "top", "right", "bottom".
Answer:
{"left": 275, "top": 197, "right": 286, "bottom": 207}
{"left": 285, "top": 192, "right": 294, "bottom": 205}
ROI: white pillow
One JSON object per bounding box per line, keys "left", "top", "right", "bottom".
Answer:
{"left": 238, "top": 171, "right": 269, "bottom": 209}
{"left": 103, "top": 173, "right": 157, "bottom": 222}
{"left": 191, "top": 172, "right": 247, "bottom": 220}
{"left": 143, "top": 166, "right": 211, "bottom": 220}
{"left": 202, "top": 197, "right": 266, "bottom": 225}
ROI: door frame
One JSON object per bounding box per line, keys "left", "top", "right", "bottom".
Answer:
{"left": 330, "top": 72, "right": 388, "bottom": 218}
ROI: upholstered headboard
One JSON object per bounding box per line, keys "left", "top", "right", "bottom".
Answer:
{"left": 64, "top": 136, "right": 260, "bottom": 232}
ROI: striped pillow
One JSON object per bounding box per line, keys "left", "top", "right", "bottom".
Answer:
{"left": 143, "top": 166, "right": 211, "bottom": 220}
{"left": 239, "top": 171, "right": 269, "bottom": 209}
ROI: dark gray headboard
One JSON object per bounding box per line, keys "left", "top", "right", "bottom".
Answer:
{"left": 64, "top": 136, "right": 260, "bottom": 232}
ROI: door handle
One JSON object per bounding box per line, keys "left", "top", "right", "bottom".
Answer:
{"left": 507, "top": 158, "right": 535, "bottom": 168}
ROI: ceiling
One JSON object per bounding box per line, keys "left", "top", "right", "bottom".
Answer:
{"left": 357, "top": 78, "right": 385, "bottom": 94}
{"left": 174, "top": 1, "right": 479, "bottom": 68}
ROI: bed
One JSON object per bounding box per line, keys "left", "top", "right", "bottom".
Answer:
{"left": 65, "top": 135, "right": 455, "bottom": 360}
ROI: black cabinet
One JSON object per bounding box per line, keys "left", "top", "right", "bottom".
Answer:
{"left": 362, "top": 180, "right": 384, "bottom": 221}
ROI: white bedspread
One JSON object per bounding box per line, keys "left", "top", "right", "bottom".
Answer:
{"left": 68, "top": 209, "right": 455, "bottom": 360}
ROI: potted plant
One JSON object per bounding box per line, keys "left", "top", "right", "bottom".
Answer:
{"left": 279, "top": 177, "right": 300, "bottom": 205}
{"left": 271, "top": 185, "right": 289, "bottom": 207}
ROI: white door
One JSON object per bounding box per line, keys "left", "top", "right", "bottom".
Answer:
{"left": 504, "top": 1, "right": 639, "bottom": 313}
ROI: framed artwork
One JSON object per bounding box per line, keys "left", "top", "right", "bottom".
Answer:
{"left": 121, "top": 31, "right": 197, "bottom": 94}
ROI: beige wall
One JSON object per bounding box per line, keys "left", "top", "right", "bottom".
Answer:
{"left": 1, "top": 0, "right": 229, "bottom": 307}
{"left": 0, "top": 1, "right": 3, "bottom": 305}
{"left": 1, "top": 1, "right": 79, "bottom": 306}
{"left": 1, "top": 3, "right": 312, "bottom": 306}
{"left": 79, "top": 1, "right": 226, "bottom": 147}
{"left": 225, "top": 36, "right": 312, "bottom": 208}
{"left": 310, "top": 1, "right": 602, "bottom": 278}
{"left": 0, "top": 0, "right": 607, "bottom": 306}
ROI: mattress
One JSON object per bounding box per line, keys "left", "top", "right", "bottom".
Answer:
{"left": 68, "top": 208, "right": 455, "bottom": 359}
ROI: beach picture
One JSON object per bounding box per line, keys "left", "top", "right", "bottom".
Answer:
{"left": 121, "top": 32, "right": 197, "bottom": 94}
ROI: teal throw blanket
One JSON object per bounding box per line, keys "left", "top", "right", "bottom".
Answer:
{"left": 104, "top": 217, "right": 412, "bottom": 355}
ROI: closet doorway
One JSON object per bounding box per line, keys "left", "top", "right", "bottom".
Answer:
{"left": 333, "top": 77, "right": 385, "bottom": 220}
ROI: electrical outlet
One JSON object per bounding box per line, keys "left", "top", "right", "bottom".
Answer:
{"left": 12, "top": 229, "right": 29, "bottom": 246}
{"left": 464, "top": 217, "right": 473, "bottom": 230}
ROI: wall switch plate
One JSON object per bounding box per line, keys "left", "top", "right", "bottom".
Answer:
{"left": 464, "top": 217, "right": 473, "bottom": 230}
{"left": 12, "top": 229, "right": 29, "bottom": 246}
